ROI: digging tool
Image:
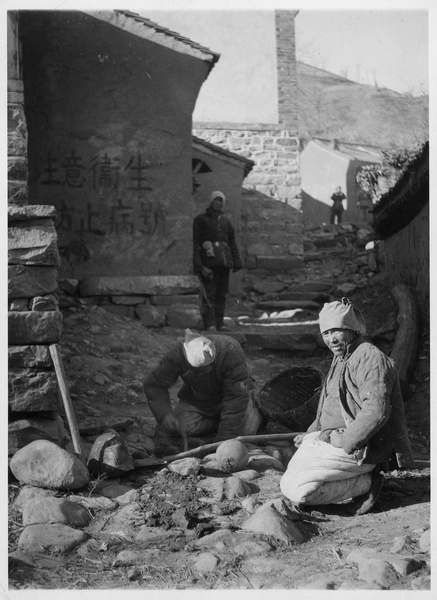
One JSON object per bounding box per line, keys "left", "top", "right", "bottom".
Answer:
{"left": 133, "top": 431, "right": 301, "bottom": 469}
{"left": 49, "top": 344, "right": 83, "bottom": 459}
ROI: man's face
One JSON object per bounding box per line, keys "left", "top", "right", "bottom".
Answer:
{"left": 322, "top": 328, "right": 356, "bottom": 356}
{"left": 210, "top": 197, "right": 224, "bottom": 212}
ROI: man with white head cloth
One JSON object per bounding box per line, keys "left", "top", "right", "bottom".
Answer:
{"left": 193, "top": 190, "right": 243, "bottom": 332}
{"left": 280, "top": 298, "right": 414, "bottom": 515}
{"left": 143, "top": 330, "right": 261, "bottom": 441}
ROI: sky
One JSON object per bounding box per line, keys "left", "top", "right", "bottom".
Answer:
{"left": 295, "top": 10, "right": 429, "bottom": 96}
{"left": 4, "top": 0, "right": 432, "bottom": 98}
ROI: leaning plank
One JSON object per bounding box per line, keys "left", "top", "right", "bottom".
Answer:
{"left": 390, "top": 283, "right": 419, "bottom": 397}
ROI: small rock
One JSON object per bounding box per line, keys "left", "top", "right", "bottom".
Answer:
{"left": 9, "top": 440, "right": 90, "bottom": 490}
{"left": 347, "top": 547, "right": 425, "bottom": 576}
{"left": 338, "top": 579, "right": 383, "bottom": 590}
{"left": 168, "top": 457, "right": 201, "bottom": 477}
{"left": 247, "top": 454, "right": 285, "bottom": 472}
{"left": 241, "top": 497, "right": 262, "bottom": 513}
{"left": 135, "top": 526, "right": 183, "bottom": 543}
{"left": 191, "top": 529, "right": 234, "bottom": 549}
{"left": 224, "top": 476, "right": 258, "bottom": 499}
{"left": 419, "top": 529, "right": 431, "bottom": 552}
{"left": 68, "top": 495, "right": 118, "bottom": 512}
{"left": 298, "top": 576, "right": 336, "bottom": 589}
{"left": 22, "top": 496, "right": 91, "bottom": 528}
{"left": 18, "top": 524, "right": 88, "bottom": 554}
{"left": 390, "top": 534, "right": 414, "bottom": 553}
{"left": 113, "top": 549, "right": 160, "bottom": 566}
{"left": 411, "top": 575, "right": 431, "bottom": 590}
{"left": 357, "top": 559, "right": 399, "bottom": 588}
{"left": 235, "top": 469, "right": 260, "bottom": 481}
{"left": 13, "top": 485, "right": 57, "bottom": 511}
{"left": 233, "top": 539, "right": 272, "bottom": 556}
{"left": 242, "top": 505, "right": 304, "bottom": 544}
{"left": 192, "top": 552, "right": 220, "bottom": 574}
{"left": 93, "top": 482, "right": 134, "bottom": 500}
{"left": 87, "top": 430, "right": 134, "bottom": 476}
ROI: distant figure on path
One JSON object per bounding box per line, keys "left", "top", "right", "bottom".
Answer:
{"left": 330, "top": 186, "right": 346, "bottom": 224}
{"left": 356, "top": 187, "right": 373, "bottom": 223}
{"left": 193, "top": 191, "right": 243, "bottom": 332}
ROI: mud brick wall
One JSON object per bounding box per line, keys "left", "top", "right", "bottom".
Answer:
{"left": 8, "top": 12, "right": 67, "bottom": 457}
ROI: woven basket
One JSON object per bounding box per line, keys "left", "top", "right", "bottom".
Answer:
{"left": 256, "top": 366, "right": 323, "bottom": 431}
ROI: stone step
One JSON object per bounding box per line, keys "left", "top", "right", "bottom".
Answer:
{"left": 226, "top": 322, "right": 324, "bottom": 352}
{"left": 275, "top": 291, "right": 331, "bottom": 304}
{"left": 255, "top": 300, "right": 321, "bottom": 311}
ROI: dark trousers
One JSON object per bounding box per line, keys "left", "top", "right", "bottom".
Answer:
{"left": 200, "top": 267, "right": 230, "bottom": 329}
{"left": 330, "top": 209, "right": 343, "bottom": 224}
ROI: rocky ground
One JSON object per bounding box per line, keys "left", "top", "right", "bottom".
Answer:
{"left": 8, "top": 223, "right": 431, "bottom": 592}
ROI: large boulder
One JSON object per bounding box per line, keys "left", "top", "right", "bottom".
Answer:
{"left": 9, "top": 440, "right": 90, "bottom": 490}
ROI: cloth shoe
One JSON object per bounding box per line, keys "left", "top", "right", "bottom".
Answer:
{"left": 217, "top": 325, "right": 233, "bottom": 332}
{"left": 205, "top": 326, "right": 217, "bottom": 332}
{"left": 345, "top": 466, "right": 385, "bottom": 516}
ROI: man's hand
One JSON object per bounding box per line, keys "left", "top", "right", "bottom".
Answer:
{"left": 160, "top": 413, "right": 183, "bottom": 434}
{"left": 329, "top": 429, "right": 344, "bottom": 448}
{"left": 293, "top": 433, "right": 307, "bottom": 448}
{"left": 200, "top": 266, "right": 213, "bottom": 279}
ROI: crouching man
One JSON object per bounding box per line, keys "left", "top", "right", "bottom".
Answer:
{"left": 143, "top": 329, "right": 261, "bottom": 441}
{"left": 280, "top": 298, "right": 414, "bottom": 515}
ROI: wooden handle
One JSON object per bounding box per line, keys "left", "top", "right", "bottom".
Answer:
{"left": 162, "top": 431, "right": 301, "bottom": 462}
{"left": 49, "top": 344, "right": 83, "bottom": 458}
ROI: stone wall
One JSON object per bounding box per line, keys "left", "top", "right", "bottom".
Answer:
{"left": 8, "top": 12, "right": 68, "bottom": 458}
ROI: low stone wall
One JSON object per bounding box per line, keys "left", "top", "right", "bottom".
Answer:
{"left": 60, "top": 275, "right": 202, "bottom": 329}
{"left": 8, "top": 205, "right": 69, "bottom": 457}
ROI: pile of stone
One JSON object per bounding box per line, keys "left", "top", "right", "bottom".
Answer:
{"left": 8, "top": 205, "right": 69, "bottom": 459}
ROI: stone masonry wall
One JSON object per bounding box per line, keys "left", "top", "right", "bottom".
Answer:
{"left": 8, "top": 12, "right": 68, "bottom": 458}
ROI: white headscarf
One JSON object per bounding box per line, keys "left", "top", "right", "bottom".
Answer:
{"left": 210, "top": 191, "right": 226, "bottom": 204}
{"left": 319, "top": 297, "right": 366, "bottom": 334}
{"left": 183, "top": 333, "right": 216, "bottom": 368}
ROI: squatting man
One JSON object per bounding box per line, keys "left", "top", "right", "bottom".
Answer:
{"left": 143, "top": 329, "right": 261, "bottom": 441}
{"left": 280, "top": 297, "right": 414, "bottom": 515}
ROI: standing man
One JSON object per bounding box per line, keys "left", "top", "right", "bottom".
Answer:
{"left": 356, "top": 186, "right": 373, "bottom": 223}
{"left": 280, "top": 298, "right": 414, "bottom": 515}
{"left": 330, "top": 186, "right": 346, "bottom": 224}
{"left": 193, "top": 191, "right": 243, "bottom": 332}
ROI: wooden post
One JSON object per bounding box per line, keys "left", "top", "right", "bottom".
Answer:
{"left": 49, "top": 344, "right": 83, "bottom": 458}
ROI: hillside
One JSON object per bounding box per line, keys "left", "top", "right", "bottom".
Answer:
{"left": 297, "top": 61, "right": 429, "bottom": 149}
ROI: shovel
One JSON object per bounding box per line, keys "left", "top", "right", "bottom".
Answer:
{"left": 133, "top": 431, "right": 301, "bottom": 469}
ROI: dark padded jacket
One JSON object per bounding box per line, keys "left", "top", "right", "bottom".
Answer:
{"left": 193, "top": 207, "right": 242, "bottom": 273}
{"left": 143, "top": 334, "right": 251, "bottom": 439}
{"left": 308, "top": 337, "right": 414, "bottom": 468}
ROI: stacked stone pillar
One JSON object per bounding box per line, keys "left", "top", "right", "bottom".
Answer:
{"left": 8, "top": 12, "right": 67, "bottom": 459}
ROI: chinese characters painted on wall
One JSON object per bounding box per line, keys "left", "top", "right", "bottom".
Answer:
{"left": 38, "top": 150, "right": 167, "bottom": 236}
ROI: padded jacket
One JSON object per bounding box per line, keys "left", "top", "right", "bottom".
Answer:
{"left": 143, "top": 334, "right": 251, "bottom": 439}
{"left": 308, "top": 337, "right": 414, "bottom": 468}
{"left": 193, "top": 207, "right": 242, "bottom": 273}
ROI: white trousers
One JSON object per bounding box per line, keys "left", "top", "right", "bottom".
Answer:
{"left": 280, "top": 431, "right": 375, "bottom": 505}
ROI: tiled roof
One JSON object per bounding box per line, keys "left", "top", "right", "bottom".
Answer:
{"left": 84, "top": 10, "right": 220, "bottom": 69}
{"left": 373, "top": 142, "right": 429, "bottom": 238}
{"left": 193, "top": 136, "right": 255, "bottom": 177}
